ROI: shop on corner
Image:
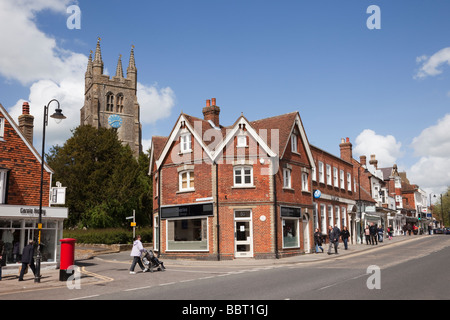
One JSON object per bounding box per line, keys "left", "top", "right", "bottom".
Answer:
{"left": 0, "top": 205, "right": 68, "bottom": 268}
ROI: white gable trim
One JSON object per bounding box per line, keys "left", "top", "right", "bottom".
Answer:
{"left": 155, "top": 114, "right": 214, "bottom": 169}
{"left": 280, "top": 113, "right": 315, "bottom": 169}
{"left": 212, "top": 116, "right": 277, "bottom": 163}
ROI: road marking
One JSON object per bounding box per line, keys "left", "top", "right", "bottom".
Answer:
{"left": 69, "top": 294, "right": 100, "bottom": 300}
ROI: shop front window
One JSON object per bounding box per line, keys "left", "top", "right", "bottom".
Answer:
{"left": 0, "top": 219, "right": 58, "bottom": 264}
{"left": 282, "top": 218, "right": 299, "bottom": 248}
{"left": 167, "top": 218, "right": 208, "bottom": 251}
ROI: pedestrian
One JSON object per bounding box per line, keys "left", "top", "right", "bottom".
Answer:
{"left": 341, "top": 226, "right": 350, "bottom": 250}
{"left": 387, "top": 225, "right": 393, "bottom": 240}
{"left": 314, "top": 228, "right": 324, "bottom": 253}
{"left": 129, "top": 235, "right": 148, "bottom": 274}
{"left": 369, "top": 223, "right": 378, "bottom": 245}
{"left": 0, "top": 240, "right": 4, "bottom": 281}
{"left": 327, "top": 225, "right": 340, "bottom": 255}
{"left": 18, "top": 240, "right": 37, "bottom": 281}
{"left": 365, "top": 225, "right": 371, "bottom": 245}
{"left": 377, "top": 225, "right": 384, "bottom": 242}
{"left": 407, "top": 224, "right": 412, "bottom": 236}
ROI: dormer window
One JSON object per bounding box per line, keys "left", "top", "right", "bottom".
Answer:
{"left": 291, "top": 133, "right": 298, "bottom": 153}
{"left": 180, "top": 133, "right": 192, "bottom": 153}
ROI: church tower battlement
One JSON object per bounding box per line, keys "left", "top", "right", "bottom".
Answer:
{"left": 80, "top": 38, "right": 142, "bottom": 157}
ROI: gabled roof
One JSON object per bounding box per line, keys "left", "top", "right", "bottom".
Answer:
{"left": 152, "top": 110, "right": 315, "bottom": 171}
{"left": 249, "top": 111, "right": 315, "bottom": 167}
{"left": 0, "top": 103, "right": 52, "bottom": 173}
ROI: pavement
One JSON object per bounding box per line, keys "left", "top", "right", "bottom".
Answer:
{"left": 0, "top": 234, "right": 433, "bottom": 296}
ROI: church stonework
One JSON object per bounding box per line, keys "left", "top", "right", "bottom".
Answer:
{"left": 80, "top": 39, "right": 142, "bottom": 157}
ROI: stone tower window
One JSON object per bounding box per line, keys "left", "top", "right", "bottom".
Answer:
{"left": 116, "top": 93, "right": 124, "bottom": 113}
{"left": 106, "top": 92, "right": 114, "bottom": 112}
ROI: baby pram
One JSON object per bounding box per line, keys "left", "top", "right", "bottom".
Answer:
{"left": 141, "top": 249, "right": 165, "bottom": 272}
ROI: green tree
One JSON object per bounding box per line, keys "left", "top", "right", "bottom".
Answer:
{"left": 47, "top": 125, "right": 152, "bottom": 228}
{"left": 433, "top": 187, "right": 450, "bottom": 227}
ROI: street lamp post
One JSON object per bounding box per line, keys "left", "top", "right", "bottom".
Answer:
{"left": 35, "top": 99, "right": 66, "bottom": 283}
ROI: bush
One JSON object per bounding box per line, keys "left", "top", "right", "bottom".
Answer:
{"left": 63, "top": 227, "right": 153, "bottom": 245}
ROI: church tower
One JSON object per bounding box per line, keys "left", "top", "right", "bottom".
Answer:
{"left": 80, "top": 38, "right": 142, "bottom": 157}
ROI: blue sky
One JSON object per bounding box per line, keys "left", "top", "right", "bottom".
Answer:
{"left": 1, "top": 0, "right": 450, "bottom": 196}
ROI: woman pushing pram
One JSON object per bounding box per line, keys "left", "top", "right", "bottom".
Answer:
{"left": 129, "top": 235, "right": 165, "bottom": 274}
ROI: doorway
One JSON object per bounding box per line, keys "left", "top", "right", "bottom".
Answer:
{"left": 234, "top": 210, "right": 253, "bottom": 258}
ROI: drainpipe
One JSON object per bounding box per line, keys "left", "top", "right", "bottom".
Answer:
{"left": 157, "top": 166, "right": 161, "bottom": 258}
{"left": 273, "top": 163, "right": 280, "bottom": 259}
{"left": 215, "top": 162, "right": 220, "bottom": 261}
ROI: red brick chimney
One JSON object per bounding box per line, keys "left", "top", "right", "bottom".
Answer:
{"left": 360, "top": 155, "right": 367, "bottom": 167}
{"left": 202, "top": 97, "right": 220, "bottom": 127}
{"left": 18, "top": 102, "right": 34, "bottom": 144}
{"left": 339, "top": 137, "right": 353, "bottom": 163}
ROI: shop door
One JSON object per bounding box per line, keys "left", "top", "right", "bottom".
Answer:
{"left": 234, "top": 210, "right": 253, "bottom": 258}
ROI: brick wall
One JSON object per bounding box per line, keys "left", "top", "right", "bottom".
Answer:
{"left": 0, "top": 112, "right": 51, "bottom": 206}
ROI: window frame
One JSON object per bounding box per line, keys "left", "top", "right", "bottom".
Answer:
{"left": 234, "top": 166, "right": 253, "bottom": 187}
{"left": 179, "top": 170, "right": 195, "bottom": 192}
{"left": 180, "top": 133, "right": 192, "bottom": 153}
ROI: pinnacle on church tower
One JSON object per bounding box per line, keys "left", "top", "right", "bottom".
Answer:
{"left": 92, "top": 37, "right": 104, "bottom": 75}
{"left": 115, "top": 54, "right": 124, "bottom": 79}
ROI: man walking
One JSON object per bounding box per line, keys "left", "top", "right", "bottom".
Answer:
{"left": 369, "top": 223, "right": 378, "bottom": 245}
{"left": 18, "top": 240, "right": 36, "bottom": 281}
{"left": 327, "top": 225, "right": 340, "bottom": 255}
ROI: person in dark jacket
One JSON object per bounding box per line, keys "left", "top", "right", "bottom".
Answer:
{"left": 327, "top": 225, "right": 340, "bottom": 255}
{"left": 18, "top": 240, "right": 36, "bottom": 281}
{"left": 314, "top": 228, "right": 324, "bottom": 253}
{"left": 341, "top": 226, "right": 350, "bottom": 250}
{"left": 369, "top": 223, "right": 378, "bottom": 245}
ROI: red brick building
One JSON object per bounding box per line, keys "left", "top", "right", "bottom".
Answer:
{"left": 0, "top": 102, "right": 67, "bottom": 268}
{"left": 310, "top": 138, "right": 356, "bottom": 242}
{"left": 150, "top": 99, "right": 316, "bottom": 260}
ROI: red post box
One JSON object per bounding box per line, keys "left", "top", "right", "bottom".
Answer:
{"left": 59, "top": 238, "right": 77, "bottom": 281}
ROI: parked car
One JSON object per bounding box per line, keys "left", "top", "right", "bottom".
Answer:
{"left": 435, "top": 228, "right": 444, "bottom": 234}
{"left": 444, "top": 228, "right": 450, "bottom": 235}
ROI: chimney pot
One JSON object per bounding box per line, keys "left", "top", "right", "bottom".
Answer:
{"left": 22, "top": 102, "right": 30, "bottom": 115}
{"left": 211, "top": 98, "right": 216, "bottom": 106}
{"left": 206, "top": 99, "right": 211, "bottom": 107}
{"left": 346, "top": 137, "right": 349, "bottom": 143}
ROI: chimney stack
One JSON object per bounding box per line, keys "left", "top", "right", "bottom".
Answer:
{"left": 202, "top": 97, "right": 220, "bottom": 127}
{"left": 360, "top": 155, "right": 367, "bottom": 167}
{"left": 339, "top": 137, "right": 353, "bottom": 163}
{"left": 18, "top": 102, "right": 34, "bottom": 144}
{"left": 369, "top": 154, "right": 378, "bottom": 169}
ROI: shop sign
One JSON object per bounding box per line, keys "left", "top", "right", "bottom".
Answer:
{"left": 20, "top": 208, "right": 46, "bottom": 216}
{"left": 280, "top": 206, "right": 301, "bottom": 218}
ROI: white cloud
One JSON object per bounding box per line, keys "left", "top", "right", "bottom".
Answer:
{"left": 1, "top": 0, "right": 175, "bottom": 151}
{"left": 414, "top": 47, "right": 450, "bottom": 79}
{"left": 411, "top": 114, "right": 450, "bottom": 157}
{"left": 354, "top": 129, "right": 403, "bottom": 168}
{"left": 137, "top": 83, "right": 176, "bottom": 125}
{"left": 408, "top": 114, "right": 450, "bottom": 193}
